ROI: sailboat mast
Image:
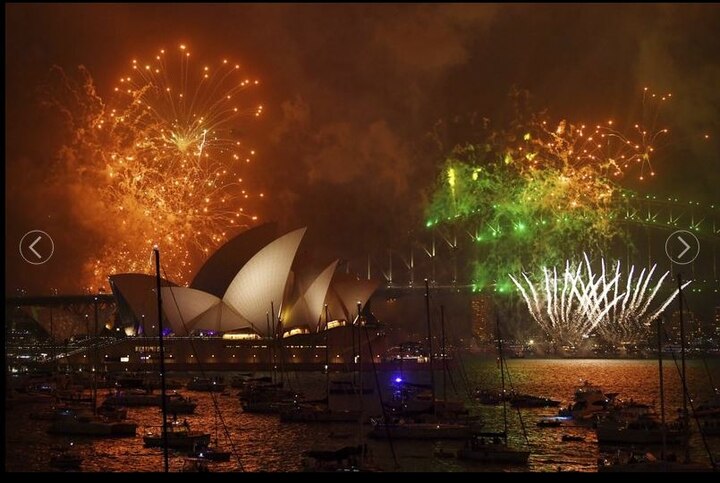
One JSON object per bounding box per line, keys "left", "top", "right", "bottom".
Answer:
{"left": 154, "top": 247, "right": 169, "bottom": 473}
{"left": 657, "top": 317, "right": 667, "bottom": 460}
{"left": 271, "top": 301, "right": 279, "bottom": 385}
{"left": 272, "top": 301, "right": 288, "bottom": 388}
{"left": 351, "top": 307, "right": 357, "bottom": 385}
{"left": 93, "top": 296, "right": 99, "bottom": 415}
{"left": 266, "top": 312, "right": 273, "bottom": 384}
{"left": 677, "top": 273, "right": 690, "bottom": 463}
{"left": 356, "top": 303, "right": 363, "bottom": 402}
{"left": 356, "top": 302, "right": 364, "bottom": 464}
{"left": 441, "top": 305, "right": 447, "bottom": 405}
{"left": 424, "top": 279, "right": 436, "bottom": 417}
{"left": 50, "top": 307, "right": 54, "bottom": 371}
{"left": 497, "top": 316, "right": 508, "bottom": 438}
{"left": 324, "top": 304, "right": 330, "bottom": 402}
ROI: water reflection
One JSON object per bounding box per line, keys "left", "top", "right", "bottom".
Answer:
{"left": 5, "top": 358, "right": 718, "bottom": 472}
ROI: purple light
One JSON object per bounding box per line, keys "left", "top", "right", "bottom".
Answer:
{"left": 395, "top": 377, "right": 402, "bottom": 383}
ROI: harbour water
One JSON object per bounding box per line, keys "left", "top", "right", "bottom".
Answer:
{"left": 5, "top": 357, "right": 719, "bottom": 472}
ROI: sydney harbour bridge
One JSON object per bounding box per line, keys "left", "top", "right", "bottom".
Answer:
{"left": 354, "top": 194, "right": 719, "bottom": 294}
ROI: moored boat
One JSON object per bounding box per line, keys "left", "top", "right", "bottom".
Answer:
{"left": 280, "top": 403, "right": 361, "bottom": 423}
{"left": 102, "top": 388, "right": 161, "bottom": 407}
{"left": 457, "top": 432, "right": 530, "bottom": 464}
{"left": 143, "top": 420, "right": 211, "bottom": 449}
{"left": 47, "top": 409, "right": 137, "bottom": 437}
{"left": 165, "top": 392, "right": 197, "bottom": 414}
{"left": 369, "top": 419, "right": 478, "bottom": 440}
{"left": 189, "top": 440, "right": 232, "bottom": 462}
{"left": 595, "top": 413, "right": 686, "bottom": 445}
{"left": 50, "top": 446, "right": 83, "bottom": 470}
{"left": 187, "top": 377, "right": 226, "bottom": 392}
{"left": 598, "top": 450, "right": 713, "bottom": 472}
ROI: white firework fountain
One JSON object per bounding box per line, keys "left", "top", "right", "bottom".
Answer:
{"left": 509, "top": 254, "right": 691, "bottom": 348}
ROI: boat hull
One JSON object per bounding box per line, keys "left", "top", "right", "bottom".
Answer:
{"left": 143, "top": 432, "right": 211, "bottom": 449}
{"left": 596, "top": 427, "right": 685, "bottom": 445}
{"left": 370, "top": 423, "right": 474, "bottom": 440}
{"left": 457, "top": 448, "right": 530, "bottom": 464}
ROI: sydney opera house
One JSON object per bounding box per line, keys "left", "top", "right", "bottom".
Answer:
{"left": 10, "top": 223, "right": 387, "bottom": 372}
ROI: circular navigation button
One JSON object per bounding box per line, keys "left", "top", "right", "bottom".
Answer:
{"left": 664, "top": 230, "right": 700, "bottom": 265}
{"left": 19, "top": 230, "right": 55, "bottom": 265}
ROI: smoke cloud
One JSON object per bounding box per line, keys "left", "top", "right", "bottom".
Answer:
{"left": 6, "top": 4, "right": 719, "bottom": 294}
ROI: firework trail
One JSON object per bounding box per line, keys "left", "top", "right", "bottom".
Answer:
{"left": 41, "top": 45, "right": 264, "bottom": 289}
{"left": 510, "top": 254, "right": 691, "bottom": 347}
{"left": 513, "top": 88, "right": 671, "bottom": 181}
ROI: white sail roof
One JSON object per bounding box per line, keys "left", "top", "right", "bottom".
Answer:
{"left": 160, "top": 287, "right": 220, "bottom": 335}
{"left": 303, "top": 260, "right": 340, "bottom": 327}
{"left": 161, "top": 287, "right": 253, "bottom": 335}
{"left": 190, "top": 222, "right": 278, "bottom": 298}
{"left": 283, "top": 260, "right": 339, "bottom": 331}
{"left": 324, "top": 274, "right": 381, "bottom": 325}
{"left": 223, "top": 228, "right": 307, "bottom": 336}
{"left": 114, "top": 228, "right": 336, "bottom": 337}
{"left": 109, "top": 273, "right": 176, "bottom": 335}
{"left": 193, "top": 301, "right": 250, "bottom": 333}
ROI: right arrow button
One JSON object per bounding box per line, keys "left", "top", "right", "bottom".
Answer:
{"left": 665, "top": 230, "right": 700, "bottom": 265}
{"left": 677, "top": 236, "right": 691, "bottom": 259}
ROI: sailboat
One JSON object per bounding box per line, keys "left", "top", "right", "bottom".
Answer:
{"left": 49, "top": 442, "right": 83, "bottom": 470}
{"left": 280, "top": 303, "right": 361, "bottom": 423}
{"left": 238, "top": 304, "right": 300, "bottom": 414}
{"left": 457, "top": 316, "right": 530, "bottom": 464}
{"left": 302, "top": 303, "right": 383, "bottom": 471}
{"left": 141, "top": 248, "right": 211, "bottom": 467}
{"left": 370, "top": 281, "right": 480, "bottom": 440}
{"left": 187, "top": 410, "right": 231, "bottom": 462}
{"left": 598, "top": 276, "right": 715, "bottom": 472}
{"left": 143, "top": 418, "right": 212, "bottom": 450}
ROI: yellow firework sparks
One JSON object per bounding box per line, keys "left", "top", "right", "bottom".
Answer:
{"left": 514, "top": 88, "right": 670, "bottom": 181}
{"left": 108, "top": 45, "right": 263, "bottom": 170}
{"left": 44, "top": 45, "right": 264, "bottom": 290}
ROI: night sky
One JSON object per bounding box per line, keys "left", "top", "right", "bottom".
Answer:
{"left": 6, "top": 3, "right": 720, "bottom": 295}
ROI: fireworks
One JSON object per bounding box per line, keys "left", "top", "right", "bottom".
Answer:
{"left": 509, "top": 254, "right": 691, "bottom": 347}
{"left": 516, "top": 113, "right": 668, "bottom": 182}
{"left": 425, "top": 91, "right": 671, "bottom": 291}
{"left": 42, "top": 45, "right": 264, "bottom": 289}
{"left": 426, "top": 145, "right": 631, "bottom": 292}
{"left": 109, "top": 45, "right": 263, "bottom": 171}
{"left": 509, "top": 87, "right": 670, "bottom": 181}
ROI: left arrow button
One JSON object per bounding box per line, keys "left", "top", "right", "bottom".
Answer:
{"left": 19, "top": 230, "right": 55, "bottom": 265}
{"left": 29, "top": 236, "right": 43, "bottom": 259}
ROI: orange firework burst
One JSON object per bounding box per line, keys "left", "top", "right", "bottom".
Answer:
{"left": 43, "top": 44, "right": 264, "bottom": 290}
{"left": 506, "top": 88, "right": 670, "bottom": 182}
